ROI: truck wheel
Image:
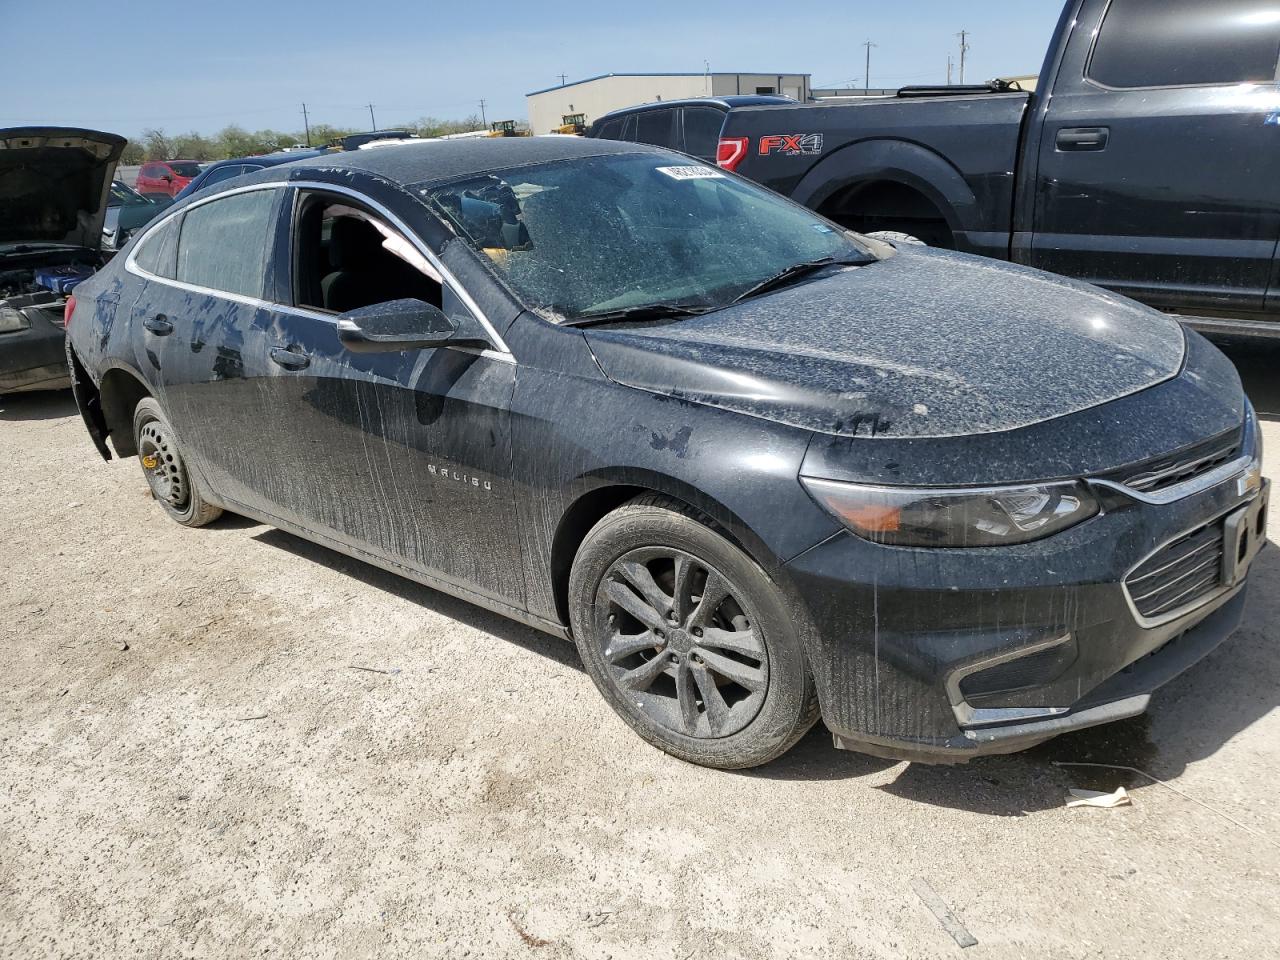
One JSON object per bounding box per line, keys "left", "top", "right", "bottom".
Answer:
{"left": 568, "top": 493, "right": 820, "bottom": 769}
{"left": 865, "top": 230, "right": 927, "bottom": 246}
{"left": 132, "top": 397, "right": 222, "bottom": 527}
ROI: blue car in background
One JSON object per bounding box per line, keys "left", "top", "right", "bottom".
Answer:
{"left": 173, "top": 149, "right": 325, "bottom": 202}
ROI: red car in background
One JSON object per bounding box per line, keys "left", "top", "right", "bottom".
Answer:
{"left": 135, "top": 159, "right": 201, "bottom": 198}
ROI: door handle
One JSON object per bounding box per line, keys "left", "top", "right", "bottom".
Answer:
{"left": 142, "top": 314, "right": 173, "bottom": 335}
{"left": 1056, "top": 126, "right": 1109, "bottom": 151}
{"left": 269, "top": 345, "right": 310, "bottom": 370}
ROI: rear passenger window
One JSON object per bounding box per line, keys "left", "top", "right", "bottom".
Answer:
{"left": 1088, "top": 0, "right": 1280, "bottom": 88}
{"left": 198, "top": 165, "right": 247, "bottom": 189}
{"left": 133, "top": 217, "right": 179, "bottom": 279}
{"left": 682, "top": 106, "right": 725, "bottom": 159}
{"left": 594, "top": 118, "right": 624, "bottom": 141}
{"left": 634, "top": 109, "right": 676, "bottom": 147}
{"left": 176, "top": 189, "right": 277, "bottom": 299}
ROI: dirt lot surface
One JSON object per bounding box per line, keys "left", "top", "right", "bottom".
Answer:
{"left": 2, "top": 340, "right": 1278, "bottom": 959}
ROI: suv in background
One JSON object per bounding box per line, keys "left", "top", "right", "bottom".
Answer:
{"left": 586, "top": 95, "right": 793, "bottom": 162}
{"left": 172, "top": 149, "right": 326, "bottom": 202}
{"left": 135, "top": 159, "right": 201, "bottom": 199}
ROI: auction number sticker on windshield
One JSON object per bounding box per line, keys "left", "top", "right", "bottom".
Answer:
{"left": 656, "top": 165, "right": 726, "bottom": 181}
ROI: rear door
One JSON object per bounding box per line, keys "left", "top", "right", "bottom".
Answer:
{"left": 1030, "top": 0, "right": 1280, "bottom": 318}
{"left": 128, "top": 185, "right": 295, "bottom": 515}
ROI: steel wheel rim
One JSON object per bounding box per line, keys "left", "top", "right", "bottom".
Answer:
{"left": 138, "top": 420, "right": 189, "bottom": 510}
{"left": 594, "top": 546, "right": 769, "bottom": 739}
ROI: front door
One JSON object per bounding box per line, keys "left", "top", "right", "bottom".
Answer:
{"left": 243, "top": 187, "right": 525, "bottom": 606}
{"left": 1029, "top": 0, "right": 1280, "bottom": 318}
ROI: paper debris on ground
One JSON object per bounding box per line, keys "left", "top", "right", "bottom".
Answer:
{"left": 1066, "top": 786, "right": 1132, "bottom": 808}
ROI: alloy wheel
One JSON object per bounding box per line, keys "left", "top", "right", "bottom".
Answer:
{"left": 594, "top": 547, "right": 769, "bottom": 738}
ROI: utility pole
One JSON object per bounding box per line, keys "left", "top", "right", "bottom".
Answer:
{"left": 478, "top": 99, "right": 487, "bottom": 127}
{"left": 947, "top": 55, "right": 953, "bottom": 85}
{"left": 301, "top": 103, "right": 311, "bottom": 146}
{"left": 367, "top": 103, "right": 377, "bottom": 130}
{"left": 957, "top": 30, "right": 970, "bottom": 84}
{"left": 557, "top": 73, "right": 568, "bottom": 85}
{"left": 862, "top": 40, "right": 877, "bottom": 94}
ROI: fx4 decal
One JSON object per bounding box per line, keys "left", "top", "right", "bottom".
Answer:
{"left": 758, "top": 134, "right": 824, "bottom": 157}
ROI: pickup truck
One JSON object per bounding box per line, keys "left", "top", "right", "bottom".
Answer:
{"left": 714, "top": 0, "right": 1280, "bottom": 338}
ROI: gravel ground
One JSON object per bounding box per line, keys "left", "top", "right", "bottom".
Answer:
{"left": 2, "top": 340, "right": 1278, "bottom": 959}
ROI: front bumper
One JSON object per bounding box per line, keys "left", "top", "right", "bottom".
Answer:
{"left": 786, "top": 459, "right": 1269, "bottom": 763}
{"left": 0, "top": 309, "right": 70, "bottom": 393}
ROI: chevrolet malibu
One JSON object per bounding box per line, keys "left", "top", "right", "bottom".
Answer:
{"left": 65, "top": 138, "right": 1268, "bottom": 769}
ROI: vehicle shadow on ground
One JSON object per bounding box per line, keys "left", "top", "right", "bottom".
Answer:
{"left": 248, "top": 526, "right": 585, "bottom": 673}
{"left": 0, "top": 389, "right": 76, "bottom": 421}
{"left": 1213, "top": 335, "right": 1280, "bottom": 420}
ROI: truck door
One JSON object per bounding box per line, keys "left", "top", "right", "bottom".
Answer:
{"left": 1028, "top": 0, "right": 1280, "bottom": 319}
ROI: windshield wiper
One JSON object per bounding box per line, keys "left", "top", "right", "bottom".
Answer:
{"left": 562, "top": 302, "right": 713, "bottom": 328}
{"left": 730, "top": 255, "right": 871, "bottom": 305}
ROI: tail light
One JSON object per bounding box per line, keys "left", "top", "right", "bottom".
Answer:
{"left": 716, "top": 137, "right": 749, "bottom": 172}
{"left": 63, "top": 293, "right": 77, "bottom": 328}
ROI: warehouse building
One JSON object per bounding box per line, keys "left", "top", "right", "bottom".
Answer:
{"left": 526, "top": 72, "right": 811, "bottom": 134}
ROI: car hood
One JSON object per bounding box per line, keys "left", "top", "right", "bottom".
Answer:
{"left": 0, "top": 127, "right": 127, "bottom": 248}
{"left": 583, "top": 246, "right": 1187, "bottom": 439}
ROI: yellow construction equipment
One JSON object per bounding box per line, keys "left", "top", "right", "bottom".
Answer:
{"left": 487, "top": 120, "right": 530, "bottom": 137}
{"left": 554, "top": 113, "right": 587, "bottom": 135}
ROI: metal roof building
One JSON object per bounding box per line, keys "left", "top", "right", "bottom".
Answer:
{"left": 526, "top": 72, "right": 810, "bottom": 134}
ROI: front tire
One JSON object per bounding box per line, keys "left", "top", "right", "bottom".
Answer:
{"left": 568, "top": 494, "right": 819, "bottom": 769}
{"left": 132, "top": 397, "right": 222, "bottom": 527}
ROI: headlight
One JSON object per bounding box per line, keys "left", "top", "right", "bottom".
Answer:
{"left": 0, "top": 306, "right": 31, "bottom": 334}
{"left": 800, "top": 476, "right": 1100, "bottom": 547}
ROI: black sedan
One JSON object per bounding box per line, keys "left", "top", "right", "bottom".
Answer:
{"left": 65, "top": 137, "right": 1268, "bottom": 768}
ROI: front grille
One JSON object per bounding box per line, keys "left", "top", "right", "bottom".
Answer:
{"left": 1124, "top": 521, "right": 1225, "bottom": 622}
{"left": 1119, "top": 430, "right": 1240, "bottom": 494}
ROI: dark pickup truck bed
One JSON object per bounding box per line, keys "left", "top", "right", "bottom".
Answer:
{"left": 719, "top": 0, "right": 1280, "bottom": 338}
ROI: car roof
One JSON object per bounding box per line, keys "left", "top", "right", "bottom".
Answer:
{"left": 595, "top": 95, "right": 794, "bottom": 121}
{"left": 258, "top": 135, "right": 662, "bottom": 186}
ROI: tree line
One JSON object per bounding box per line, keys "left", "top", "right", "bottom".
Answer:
{"left": 120, "top": 116, "right": 486, "bottom": 164}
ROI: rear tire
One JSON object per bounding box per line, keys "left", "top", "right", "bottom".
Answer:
{"left": 568, "top": 493, "right": 819, "bottom": 769}
{"left": 132, "top": 397, "right": 222, "bottom": 527}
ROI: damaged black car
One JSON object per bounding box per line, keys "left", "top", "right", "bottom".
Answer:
{"left": 1, "top": 127, "right": 124, "bottom": 394}
{"left": 65, "top": 137, "right": 1268, "bottom": 768}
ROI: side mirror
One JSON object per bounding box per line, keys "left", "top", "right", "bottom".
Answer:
{"left": 336, "top": 298, "right": 490, "bottom": 353}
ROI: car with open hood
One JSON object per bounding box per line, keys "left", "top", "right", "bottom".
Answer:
{"left": 104, "top": 179, "right": 171, "bottom": 251}
{"left": 64, "top": 137, "right": 1269, "bottom": 768}
{"left": 1, "top": 126, "right": 124, "bottom": 394}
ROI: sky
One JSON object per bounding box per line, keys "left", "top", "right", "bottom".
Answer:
{"left": 2, "top": 0, "right": 1064, "bottom": 138}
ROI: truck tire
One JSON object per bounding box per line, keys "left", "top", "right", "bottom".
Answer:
{"left": 568, "top": 493, "right": 820, "bottom": 769}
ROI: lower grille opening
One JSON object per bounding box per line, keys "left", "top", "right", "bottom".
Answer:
{"left": 1125, "top": 521, "right": 1225, "bottom": 621}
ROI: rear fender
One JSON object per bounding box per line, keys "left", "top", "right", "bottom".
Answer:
{"left": 791, "top": 139, "right": 977, "bottom": 239}
{"left": 65, "top": 340, "right": 112, "bottom": 461}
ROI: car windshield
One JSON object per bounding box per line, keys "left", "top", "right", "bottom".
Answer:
{"left": 110, "top": 181, "right": 147, "bottom": 206}
{"left": 168, "top": 162, "right": 201, "bottom": 177}
{"left": 415, "top": 153, "right": 878, "bottom": 321}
